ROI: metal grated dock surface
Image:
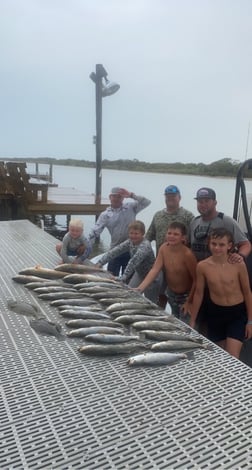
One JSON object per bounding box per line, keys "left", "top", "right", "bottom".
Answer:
{"left": 0, "top": 220, "right": 252, "bottom": 469}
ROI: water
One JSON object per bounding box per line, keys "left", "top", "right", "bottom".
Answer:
{"left": 27, "top": 163, "right": 252, "bottom": 252}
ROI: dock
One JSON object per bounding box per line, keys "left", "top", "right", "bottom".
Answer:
{"left": 0, "top": 161, "right": 109, "bottom": 221}
{"left": 27, "top": 186, "right": 109, "bottom": 216}
{"left": 1, "top": 219, "right": 252, "bottom": 469}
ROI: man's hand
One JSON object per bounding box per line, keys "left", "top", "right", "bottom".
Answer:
{"left": 118, "top": 188, "right": 133, "bottom": 198}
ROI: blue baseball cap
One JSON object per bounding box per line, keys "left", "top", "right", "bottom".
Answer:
{"left": 164, "top": 185, "right": 180, "bottom": 195}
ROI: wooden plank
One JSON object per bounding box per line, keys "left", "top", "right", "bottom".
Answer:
{"left": 26, "top": 186, "right": 109, "bottom": 215}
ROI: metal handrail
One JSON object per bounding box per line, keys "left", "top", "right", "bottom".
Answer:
{"left": 233, "top": 158, "right": 252, "bottom": 242}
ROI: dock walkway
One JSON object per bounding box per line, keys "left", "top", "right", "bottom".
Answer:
{"left": 27, "top": 185, "right": 109, "bottom": 216}
{"left": 1, "top": 220, "right": 252, "bottom": 469}
{"left": 0, "top": 161, "right": 109, "bottom": 219}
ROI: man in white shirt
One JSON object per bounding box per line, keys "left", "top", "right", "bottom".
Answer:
{"left": 88, "top": 187, "right": 151, "bottom": 275}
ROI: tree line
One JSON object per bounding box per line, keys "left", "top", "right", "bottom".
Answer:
{"left": 4, "top": 156, "right": 252, "bottom": 178}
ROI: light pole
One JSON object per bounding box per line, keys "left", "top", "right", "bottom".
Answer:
{"left": 90, "top": 64, "right": 120, "bottom": 205}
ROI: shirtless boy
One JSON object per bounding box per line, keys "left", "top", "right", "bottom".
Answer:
{"left": 189, "top": 227, "right": 252, "bottom": 358}
{"left": 137, "top": 221, "right": 197, "bottom": 320}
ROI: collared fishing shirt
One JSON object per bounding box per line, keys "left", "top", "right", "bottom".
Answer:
{"left": 88, "top": 195, "right": 151, "bottom": 248}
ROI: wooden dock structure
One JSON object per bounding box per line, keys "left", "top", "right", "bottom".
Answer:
{"left": 0, "top": 161, "right": 109, "bottom": 221}
{"left": 27, "top": 186, "right": 109, "bottom": 216}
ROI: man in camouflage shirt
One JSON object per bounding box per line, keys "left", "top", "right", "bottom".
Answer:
{"left": 146, "top": 185, "right": 194, "bottom": 253}
{"left": 146, "top": 185, "right": 194, "bottom": 307}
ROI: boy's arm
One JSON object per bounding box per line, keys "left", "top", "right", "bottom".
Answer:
{"left": 185, "top": 250, "right": 197, "bottom": 303}
{"left": 136, "top": 250, "right": 163, "bottom": 293}
{"left": 98, "top": 240, "right": 129, "bottom": 267}
{"left": 188, "top": 263, "right": 206, "bottom": 328}
{"left": 239, "top": 264, "right": 252, "bottom": 339}
{"left": 76, "top": 237, "right": 93, "bottom": 263}
{"left": 60, "top": 234, "right": 71, "bottom": 263}
{"left": 121, "top": 242, "right": 153, "bottom": 282}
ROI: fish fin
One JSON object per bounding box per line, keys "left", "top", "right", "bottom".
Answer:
{"left": 185, "top": 351, "right": 196, "bottom": 361}
{"left": 56, "top": 334, "right": 66, "bottom": 341}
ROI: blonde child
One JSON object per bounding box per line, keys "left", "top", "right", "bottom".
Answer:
{"left": 56, "top": 218, "right": 92, "bottom": 264}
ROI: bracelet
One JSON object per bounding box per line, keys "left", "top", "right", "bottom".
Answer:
{"left": 247, "top": 320, "right": 252, "bottom": 325}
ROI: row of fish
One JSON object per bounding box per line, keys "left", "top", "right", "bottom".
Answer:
{"left": 10, "top": 263, "right": 212, "bottom": 366}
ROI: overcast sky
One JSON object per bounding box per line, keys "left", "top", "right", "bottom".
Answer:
{"left": 0, "top": 0, "right": 252, "bottom": 164}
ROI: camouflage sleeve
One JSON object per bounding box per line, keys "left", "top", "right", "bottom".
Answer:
{"left": 98, "top": 240, "right": 130, "bottom": 266}
{"left": 121, "top": 241, "right": 151, "bottom": 282}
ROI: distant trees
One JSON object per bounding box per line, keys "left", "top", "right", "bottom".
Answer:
{"left": 5, "top": 156, "right": 247, "bottom": 178}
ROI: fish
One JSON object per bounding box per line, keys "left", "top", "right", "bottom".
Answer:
{"left": 85, "top": 333, "right": 142, "bottom": 344}
{"left": 131, "top": 320, "right": 186, "bottom": 332}
{"left": 106, "top": 302, "right": 158, "bottom": 313}
{"left": 78, "top": 342, "right": 149, "bottom": 355}
{"left": 29, "top": 318, "right": 65, "bottom": 340}
{"left": 38, "top": 291, "right": 84, "bottom": 300}
{"left": 141, "top": 330, "right": 203, "bottom": 343}
{"left": 33, "top": 286, "right": 77, "bottom": 293}
{"left": 54, "top": 263, "right": 106, "bottom": 273}
{"left": 59, "top": 310, "right": 110, "bottom": 319}
{"left": 78, "top": 284, "right": 128, "bottom": 292}
{"left": 12, "top": 275, "right": 50, "bottom": 284}
{"left": 7, "top": 299, "right": 40, "bottom": 317}
{"left": 127, "top": 352, "right": 187, "bottom": 366}
{"left": 74, "top": 281, "right": 123, "bottom": 290}
{"left": 109, "top": 309, "right": 167, "bottom": 319}
{"left": 50, "top": 298, "right": 100, "bottom": 307}
{"left": 63, "top": 273, "right": 116, "bottom": 284}
{"left": 57, "top": 304, "right": 104, "bottom": 312}
{"left": 25, "top": 281, "right": 68, "bottom": 290}
{"left": 98, "top": 297, "right": 140, "bottom": 306}
{"left": 87, "top": 291, "right": 131, "bottom": 300}
{"left": 65, "top": 319, "right": 122, "bottom": 328}
{"left": 151, "top": 340, "right": 212, "bottom": 351}
{"left": 67, "top": 326, "right": 124, "bottom": 337}
{"left": 114, "top": 314, "right": 173, "bottom": 325}
{"left": 19, "top": 266, "right": 69, "bottom": 279}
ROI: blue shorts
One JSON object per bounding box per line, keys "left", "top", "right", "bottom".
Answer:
{"left": 67, "top": 248, "right": 78, "bottom": 256}
{"left": 207, "top": 299, "right": 247, "bottom": 343}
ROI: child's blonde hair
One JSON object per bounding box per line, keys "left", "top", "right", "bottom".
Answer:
{"left": 128, "top": 220, "right": 145, "bottom": 234}
{"left": 69, "top": 218, "right": 84, "bottom": 230}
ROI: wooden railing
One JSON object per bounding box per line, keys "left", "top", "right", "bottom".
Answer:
{"left": 0, "top": 161, "right": 49, "bottom": 203}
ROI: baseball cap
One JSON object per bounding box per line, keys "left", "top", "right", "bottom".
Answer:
{"left": 110, "top": 187, "right": 122, "bottom": 195}
{"left": 164, "top": 185, "right": 180, "bottom": 195}
{"left": 194, "top": 187, "right": 216, "bottom": 200}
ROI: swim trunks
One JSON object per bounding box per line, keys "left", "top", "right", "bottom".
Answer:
{"left": 206, "top": 299, "right": 247, "bottom": 343}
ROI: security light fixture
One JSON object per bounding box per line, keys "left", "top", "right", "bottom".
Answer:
{"left": 102, "top": 78, "right": 120, "bottom": 97}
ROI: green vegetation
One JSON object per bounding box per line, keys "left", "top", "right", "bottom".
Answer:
{"left": 4, "top": 156, "right": 250, "bottom": 177}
